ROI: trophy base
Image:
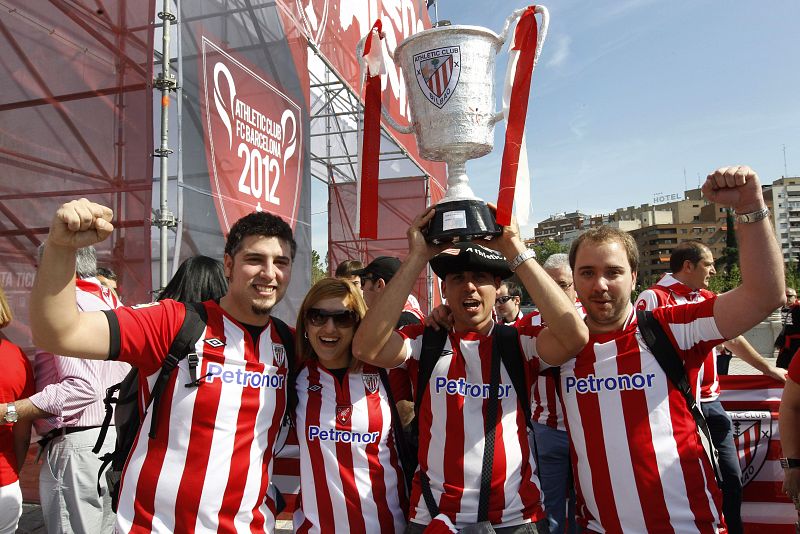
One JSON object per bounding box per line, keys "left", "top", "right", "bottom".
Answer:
{"left": 426, "top": 199, "right": 502, "bottom": 244}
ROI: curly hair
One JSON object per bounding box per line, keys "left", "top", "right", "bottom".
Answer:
{"left": 224, "top": 211, "right": 296, "bottom": 260}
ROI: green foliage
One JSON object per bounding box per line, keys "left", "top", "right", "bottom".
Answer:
{"left": 311, "top": 250, "right": 327, "bottom": 284}
{"left": 531, "top": 240, "right": 568, "bottom": 265}
{"left": 708, "top": 264, "right": 741, "bottom": 293}
{"left": 786, "top": 260, "right": 800, "bottom": 293}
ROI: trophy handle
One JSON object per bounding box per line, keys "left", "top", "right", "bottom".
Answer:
{"left": 492, "top": 5, "right": 550, "bottom": 125}
{"left": 356, "top": 33, "right": 415, "bottom": 135}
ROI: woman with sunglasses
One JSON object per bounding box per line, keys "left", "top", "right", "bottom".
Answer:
{"left": 293, "top": 277, "right": 407, "bottom": 533}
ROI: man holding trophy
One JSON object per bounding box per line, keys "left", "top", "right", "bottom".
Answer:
{"left": 355, "top": 8, "right": 592, "bottom": 533}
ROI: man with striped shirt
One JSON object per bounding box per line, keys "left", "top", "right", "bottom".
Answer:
{"left": 1, "top": 246, "right": 129, "bottom": 533}
{"left": 30, "top": 199, "right": 296, "bottom": 533}
{"left": 352, "top": 209, "right": 588, "bottom": 532}
{"left": 563, "top": 166, "right": 784, "bottom": 532}
{"left": 635, "top": 240, "right": 786, "bottom": 534}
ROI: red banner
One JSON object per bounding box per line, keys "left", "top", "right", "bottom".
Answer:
{"left": 719, "top": 375, "right": 797, "bottom": 532}
{"left": 199, "top": 37, "right": 304, "bottom": 232}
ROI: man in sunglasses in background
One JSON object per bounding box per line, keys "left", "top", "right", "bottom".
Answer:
{"left": 30, "top": 198, "right": 296, "bottom": 533}
{"left": 354, "top": 256, "right": 425, "bottom": 328}
{"left": 495, "top": 280, "right": 524, "bottom": 324}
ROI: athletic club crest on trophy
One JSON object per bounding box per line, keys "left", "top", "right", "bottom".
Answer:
{"left": 359, "top": 6, "right": 549, "bottom": 243}
{"left": 414, "top": 46, "right": 461, "bottom": 109}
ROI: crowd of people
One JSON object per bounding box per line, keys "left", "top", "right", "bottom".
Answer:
{"left": 1, "top": 165, "right": 799, "bottom": 534}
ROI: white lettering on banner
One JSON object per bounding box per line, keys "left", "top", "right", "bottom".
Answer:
{"left": 212, "top": 59, "right": 297, "bottom": 209}
{"left": 205, "top": 362, "right": 286, "bottom": 389}
{"left": 307, "top": 425, "right": 380, "bottom": 444}
{"left": 565, "top": 373, "right": 656, "bottom": 394}
{"left": 434, "top": 376, "right": 513, "bottom": 399}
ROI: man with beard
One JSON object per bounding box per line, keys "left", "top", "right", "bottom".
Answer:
{"left": 561, "top": 166, "right": 784, "bottom": 532}
{"left": 30, "top": 198, "right": 296, "bottom": 533}
{"left": 351, "top": 208, "right": 588, "bottom": 532}
{"left": 635, "top": 239, "right": 786, "bottom": 534}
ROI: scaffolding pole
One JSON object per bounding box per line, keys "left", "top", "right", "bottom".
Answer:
{"left": 153, "top": 0, "right": 177, "bottom": 289}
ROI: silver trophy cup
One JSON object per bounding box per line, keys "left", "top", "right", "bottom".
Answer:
{"left": 366, "top": 7, "right": 548, "bottom": 243}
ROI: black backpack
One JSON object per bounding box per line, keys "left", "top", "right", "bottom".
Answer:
{"left": 94, "top": 302, "right": 295, "bottom": 511}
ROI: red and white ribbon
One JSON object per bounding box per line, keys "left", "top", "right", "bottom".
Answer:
{"left": 496, "top": 6, "right": 543, "bottom": 228}
{"left": 358, "top": 20, "right": 385, "bottom": 239}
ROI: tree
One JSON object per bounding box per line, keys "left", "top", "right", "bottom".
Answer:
{"left": 312, "top": 250, "right": 327, "bottom": 284}
{"left": 710, "top": 209, "right": 742, "bottom": 292}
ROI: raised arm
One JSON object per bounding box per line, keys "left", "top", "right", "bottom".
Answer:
{"left": 30, "top": 199, "right": 115, "bottom": 359}
{"left": 706, "top": 167, "right": 785, "bottom": 338}
{"left": 484, "top": 206, "right": 589, "bottom": 365}
{"left": 351, "top": 209, "right": 437, "bottom": 368}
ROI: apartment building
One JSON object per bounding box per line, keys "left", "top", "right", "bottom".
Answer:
{"left": 771, "top": 177, "right": 800, "bottom": 263}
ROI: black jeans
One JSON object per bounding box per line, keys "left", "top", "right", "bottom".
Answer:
{"left": 701, "top": 400, "right": 743, "bottom": 534}
{"left": 405, "top": 519, "right": 550, "bottom": 534}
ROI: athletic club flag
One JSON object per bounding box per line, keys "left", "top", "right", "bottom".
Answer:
{"left": 718, "top": 375, "right": 798, "bottom": 532}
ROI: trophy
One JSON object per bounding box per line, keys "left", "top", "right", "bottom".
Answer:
{"left": 359, "top": 6, "right": 549, "bottom": 243}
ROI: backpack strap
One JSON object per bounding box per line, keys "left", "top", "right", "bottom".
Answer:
{"left": 269, "top": 316, "right": 296, "bottom": 427}
{"left": 476, "top": 327, "right": 503, "bottom": 522}
{"left": 495, "top": 324, "right": 535, "bottom": 431}
{"left": 148, "top": 302, "right": 208, "bottom": 439}
{"left": 635, "top": 309, "right": 723, "bottom": 484}
{"left": 494, "top": 323, "right": 543, "bottom": 487}
{"left": 379, "top": 368, "right": 414, "bottom": 496}
{"left": 415, "top": 326, "right": 449, "bottom": 519}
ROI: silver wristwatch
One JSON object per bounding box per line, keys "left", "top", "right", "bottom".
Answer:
{"left": 509, "top": 249, "right": 537, "bottom": 271}
{"left": 735, "top": 206, "right": 770, "bottom": 224}
{"left": 3, "top": 402, "right": 18, "bottom": 424}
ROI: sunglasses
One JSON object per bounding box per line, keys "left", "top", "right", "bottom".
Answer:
{"left": 495, "top": 295, "right": 514, "bottom": 305}
{"left": 306, "top": 308, "right": 359, "bottom": 328}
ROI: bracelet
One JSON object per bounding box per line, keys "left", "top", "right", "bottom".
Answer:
{"left": 735, "top": 206, "right": 770, "bottom": 224}
{"left": 509, "top": 249, "right": 536, "bottom": 271}
{"left": 780, "top": 458, "right": 800, "bottom": 469}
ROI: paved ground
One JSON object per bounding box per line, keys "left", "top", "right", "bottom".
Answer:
{"left": 15, "top": 355, "right": 779, "bottom": 533}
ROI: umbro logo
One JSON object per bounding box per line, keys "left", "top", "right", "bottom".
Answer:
{"left": 440, "top": 349, "right": 453, "bottom": 357}
{"left": 307, "top": 384, "right": 322, "bottom": 392}
{"left": 204, "top": 338, "right": 225, "bottom": 348}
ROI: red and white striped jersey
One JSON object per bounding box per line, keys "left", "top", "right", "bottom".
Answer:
{"left": 398, "top": 322, "right": 547, "bottom": 529}
{"left": 562, "top": 301, "right": 724, "bottom": 533}
{"left": 635, "top": 273, "right": 720, "bottom": 401}
{"left": 520, "top": 300, "right": 585, "bottom": 431}
{"left": 293, "top": 360, "right": 406, "bottom": 533}
{"left": 106, "top": 299, "right": 291, "bottom": 534}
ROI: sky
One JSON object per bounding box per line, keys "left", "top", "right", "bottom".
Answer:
{"left": 311, "top": 0, "right": 800, "bottom": 258}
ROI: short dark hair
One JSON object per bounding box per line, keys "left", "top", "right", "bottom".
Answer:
{"left": 669, "top": 240, "right": 711, "bottom": 273}
{"left": 224, "top": 211, "right": 296, "bottom": 260}
{"left": 335, "top": 259, "right": 364, "bottom": 278}
{"left": 96, "top": 267, "right": 117, "bottom": 281}
{"left": 500, "top": 280, "right": 522, "bottom": 298}
{"left": 570, "top": 226, "right": 639, "bottom": 273}
{"left": 158, "top": 255, "right": 228, "bottom": 303}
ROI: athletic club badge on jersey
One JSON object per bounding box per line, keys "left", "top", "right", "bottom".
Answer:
{"left": 731, "top": 410, "right": 772, "bottom": 485}
{"left": 273, "top": 344, "right": 286, "bottom": 367}
{"left": 413, "top": 46, "right": 461, "bottom": 109}
{"left": 336, "top": 404, "right": 353, "bottom": 425}
{"left": 362, "top": 373, "right": 380, "bottom": 394}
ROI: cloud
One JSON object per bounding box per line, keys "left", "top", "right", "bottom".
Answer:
{"left": 546, "top": 35, "right": 571, "bottom": 68}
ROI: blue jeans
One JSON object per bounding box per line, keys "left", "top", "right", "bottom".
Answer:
{"left": 532, "top": 423, "right": 576, "bottom": 534}
{"left": 701, "top": 400, "right": 743, "bottom": 534}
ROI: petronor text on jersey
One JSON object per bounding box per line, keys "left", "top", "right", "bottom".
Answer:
{"left": 565, "top": 373, "right": 656, "bottom": 394}
{"left": 434, "top": 377, "right": 513, "bottom": 399}
{"left": 205, "top": 362, "right": 286, "bottom": 389}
